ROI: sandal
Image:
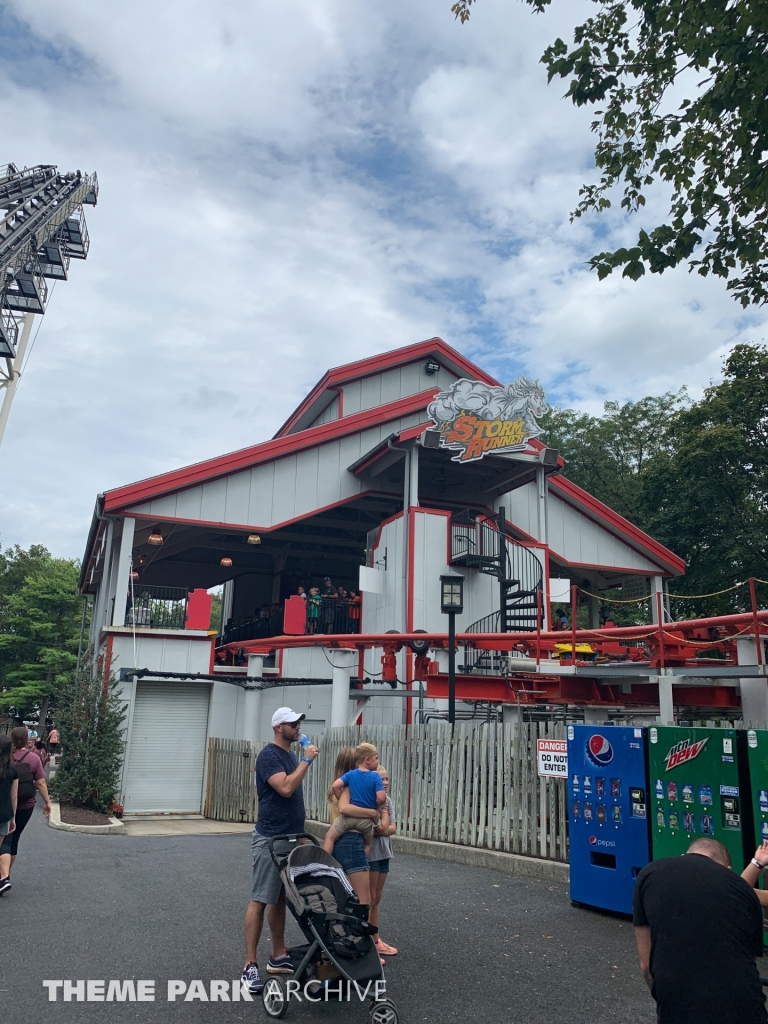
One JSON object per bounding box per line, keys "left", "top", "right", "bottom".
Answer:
{"left": 375, "top": 939, "right": 398, "bottom": 955}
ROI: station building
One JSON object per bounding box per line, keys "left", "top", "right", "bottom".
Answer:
{"left": 80, "top": 338, "right": 684, "bottom": 813}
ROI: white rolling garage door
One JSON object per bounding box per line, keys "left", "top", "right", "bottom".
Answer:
{"left": 123, "top": 682, "right": 211, "bottom": 813}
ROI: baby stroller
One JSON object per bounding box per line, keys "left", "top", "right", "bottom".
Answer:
{"left": 262, "top": 833, "right": 398, "bottom": 1024}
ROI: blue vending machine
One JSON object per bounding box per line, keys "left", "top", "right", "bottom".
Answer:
{"left": 567, "top": 724, "right": 651, "bottom": 914}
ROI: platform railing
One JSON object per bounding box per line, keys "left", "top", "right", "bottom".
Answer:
{"left": 125, "top": 585, "right": 188, "bottom": 629}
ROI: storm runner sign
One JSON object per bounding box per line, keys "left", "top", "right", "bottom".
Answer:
{"left": 426, "top": 377, "right": 548, "bottom": 463}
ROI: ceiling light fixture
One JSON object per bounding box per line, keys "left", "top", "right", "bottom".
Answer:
{"left": 147, "top": 528, "right": 163, "bottom": 546}
{"left": 220, "top": 556, "right": 233, "bottom": 567}
{"left": 129, "top": 570, "right": 139, "bottom": 580}
{"left": 247, "top": 534, "right": 261, "bottom": 545}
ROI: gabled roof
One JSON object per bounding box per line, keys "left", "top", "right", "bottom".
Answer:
{"left": 103, "top": 389, "right": 438, "bottom": 513}
{"left": 549, "top": 475, "right": 686, "bottom": 576}
{"left": 273, "top": 337, "right": 500, "bottom": 438}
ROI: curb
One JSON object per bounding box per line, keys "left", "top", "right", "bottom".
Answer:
{"left": 48, "top": 800, "right": 126, "bottom": 835}
{"left": 304, "top": 820, "right": 569, "bottom": 884}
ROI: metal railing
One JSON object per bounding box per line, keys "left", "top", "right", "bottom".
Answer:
{"left": 125, "top": 585, "right": 188, "bottom": 629}
{"left": 221, "top": 596, "right": 363, "bottom": 644}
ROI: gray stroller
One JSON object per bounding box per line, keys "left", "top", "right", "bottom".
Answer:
{"left": 262, "top": 834, "right": 398, "bottom": 1024}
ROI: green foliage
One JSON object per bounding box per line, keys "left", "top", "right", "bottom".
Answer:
{"left": 49, "top": 651, "right": 126, "bottom": 813}
{"left": 541, "top": 343, "right": 768, "bottom": 615}
{"left": 209, "top": 589, "right": 223, "bottom": 634}
{"left": 452, "top": 0, "right": 768, "bottom": 306}
{"left": 0, "top": 546, "right": 86, "bottom": 718}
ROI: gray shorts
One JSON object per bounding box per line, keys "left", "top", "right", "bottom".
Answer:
{"left": 0, "top": 820, "right": 10, "bottom": 837}
{"left": 250, "top": 832, "right": 284, "bottom": 905}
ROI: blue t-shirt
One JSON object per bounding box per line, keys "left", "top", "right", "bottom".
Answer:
{"left": 255, "top": 744, "right": 305, "bottom": 837}
{"left": 340, "top": 768, "right": 384, "bottom": 810}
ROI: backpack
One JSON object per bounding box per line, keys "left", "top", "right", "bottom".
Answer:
{"left": 15, "top": 751, "right": 36, "bottom": 802}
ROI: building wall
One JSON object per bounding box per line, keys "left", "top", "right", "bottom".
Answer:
{"left": 502, "top": 480, "right": 662, "bottom": 573}
{"left": 125, "top": 413, "right": 423, "bottom": 529}
{"left": 308, "top": 393, "right": 340, "bottom": 429}
{"left": 341, "top": 363, "right": 459, "bottom": 417}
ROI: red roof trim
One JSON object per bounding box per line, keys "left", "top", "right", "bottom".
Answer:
{"left": 104, "top": 389, "right": 438, "bottom": 513}
{"left": 549, "top": 476, "right": 686, "bottom": 575}
{"left": 274, "top": 338, "right": 499, "bottom": 438}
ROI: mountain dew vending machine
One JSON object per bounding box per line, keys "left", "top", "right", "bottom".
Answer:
{"left": 567, "top": 725, "right": 651, "bottom": 914}
{"left": 647, "top": 726, "right": 746, "bottom": 869}
{"left": 740, "top": 728, "right": 768, "bottom": 942}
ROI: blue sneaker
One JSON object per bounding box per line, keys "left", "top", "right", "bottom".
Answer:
{"left": 267, "top": 953, "right": 293, "bottom": 975}
{"left": 241, "top": 962, "right": 263, "bottom": 994}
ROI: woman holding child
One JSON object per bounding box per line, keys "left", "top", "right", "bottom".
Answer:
{"left": 324, "top": 743, "right": 398, "bottom": 957}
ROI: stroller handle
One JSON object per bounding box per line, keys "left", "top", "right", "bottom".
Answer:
{"left": 267, "top": 832, "right": 321, "bottom": 855}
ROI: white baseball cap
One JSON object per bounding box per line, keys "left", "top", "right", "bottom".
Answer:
{"left": 271, "top": 707, "right": 306, "bottom": 728}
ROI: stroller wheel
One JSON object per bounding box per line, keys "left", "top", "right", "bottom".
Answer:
{"left": 369, "top": 999, "right": 399, "bottom": 1024}
{"left": 262, "top": 977, "right": 288, "bottom": 1018}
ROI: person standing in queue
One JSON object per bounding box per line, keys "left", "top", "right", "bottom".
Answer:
{"left": 241, "top": 707, "right": 319, "bottom": 995}
{"left": 0, "top": 736, "right": 18, "bottom": 896}
{"left": 633, "top": 836, "right": 766, "bottom": 1024}
{"left": 0, "top": 727, "right": 52, "bottom": 894}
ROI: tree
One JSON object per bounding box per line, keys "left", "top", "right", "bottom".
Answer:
{"left": 645, "top": 343, "right": 768, "bottom": 613}
{"left": 0, "top": 547, "right": 85, "bottom": 721}
{"left": 540, "top": 343, "right": 768, "bottom": 615}
{"left": 49, "top": 650, "right": 126, "bottom": 813}
{"left": 452, "top": 0, "right": 768, "bottom": 306}
{"left": 540, "top": 390, "right": 686, "bottom": 525}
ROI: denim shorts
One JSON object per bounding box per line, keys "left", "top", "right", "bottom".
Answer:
{"left": 368, "top": 858, "right": 390, "bottom": 874}
{"left": 333, "top": 831, "right": 369, "bottom": 874}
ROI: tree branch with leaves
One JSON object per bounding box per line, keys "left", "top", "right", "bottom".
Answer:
{"left": 452, "top": 0, "right": 768, "bottom": 306}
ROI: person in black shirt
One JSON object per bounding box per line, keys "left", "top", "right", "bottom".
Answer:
{"left": 241, "top": 706, "right": 319, "bottom": 996}
{"left": 633, "top": 837, "right": 767, "bottom": 1024}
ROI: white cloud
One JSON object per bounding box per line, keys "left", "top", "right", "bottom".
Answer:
{"left": 0, "top": 0, "right": 765, "bottom": 558}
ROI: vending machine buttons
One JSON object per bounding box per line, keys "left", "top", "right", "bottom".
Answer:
{"left": 630, "top": 787, "right": 646, "bottom": 818}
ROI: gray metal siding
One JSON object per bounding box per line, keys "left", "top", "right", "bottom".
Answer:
{"left": 126, "top": 416, "right": 420, "bottom": 528}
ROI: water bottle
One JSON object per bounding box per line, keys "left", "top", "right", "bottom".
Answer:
{"left": 299, "top": 734, "right": 310, "bottom": 750}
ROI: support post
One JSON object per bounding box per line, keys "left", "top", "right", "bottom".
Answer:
{"left": 497, "top": 506, "right": 507, "bottom": 633}
{"left": 448, "top": 611, "right": 456, "bottom": 725}
{"left": 750, "top": 577, "right": 764, "bottom": 667}
{"left": 331, "top": 649, "right": 357, "bottom": 728}
{"left": 736, "top": 634, "right": 768, "bottom": 729}
{"left": 650, "top": 576, "right": 665, "bottom": 624}
{"left": 657, "top": 671, "right": 674, "bottom": 726}
{"left": 588, "top": 595, "right": 600, "bottom": 630}
{"left": 0, "top": 313, "right": 35, "bottom": 448}
{"left": 244, "top": 654, "right": 264, "bottom": 743}
{"left": 110, "top": 517, "right": 136, "bottom": 627}
{"left": 409, "top": 441, "right": 419, "bottom": 508}
{"left": 535, "top": 589, "right": 541, "bottom": 667}
{"left": 571, "top": 584, "right": 577, "bottom": 665}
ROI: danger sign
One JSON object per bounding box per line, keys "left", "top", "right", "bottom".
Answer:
{"left": 536, "top": 738, "right": 568, "bottom": 778}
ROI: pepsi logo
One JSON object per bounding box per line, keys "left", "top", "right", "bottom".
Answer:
{"left": 589, "top": 836, "right": 597, "bottom": 845}
{"left": 586, "top": 734, "right": 614, "bottom": 767}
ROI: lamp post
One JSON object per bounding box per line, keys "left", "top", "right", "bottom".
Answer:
{"left": 440, "top": 570, "right": 464, "bottom": 725}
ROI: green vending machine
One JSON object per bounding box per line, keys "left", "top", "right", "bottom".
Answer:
{"left": 647, "top": 725, "right": 746, "bottom": 868}
{"left": 742, "top": 728, "right": 768, "bottom": 859}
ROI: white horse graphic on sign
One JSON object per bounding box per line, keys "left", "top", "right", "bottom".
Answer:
{"left": 427, "top": 377, "right": 548, "bottom": 440}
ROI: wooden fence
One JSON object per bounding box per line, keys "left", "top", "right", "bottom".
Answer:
{"left": 204, "top": 722, "right": 568, "bottom": 862}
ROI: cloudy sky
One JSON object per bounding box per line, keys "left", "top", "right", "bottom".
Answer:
{"left": 1, "top": 0, "right": 765, "bottom": 560}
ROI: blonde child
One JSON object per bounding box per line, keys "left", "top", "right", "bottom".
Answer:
{"left": 323, "top": 743, "right": 387, "bottom": 856}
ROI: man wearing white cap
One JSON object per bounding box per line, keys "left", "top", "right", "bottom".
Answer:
{"left": 241, "top": 707, "right": 319, "bottom": 995}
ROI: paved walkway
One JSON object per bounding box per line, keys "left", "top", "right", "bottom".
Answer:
{"left": 2, "top": 806, "right": 655, "bottom": 1022}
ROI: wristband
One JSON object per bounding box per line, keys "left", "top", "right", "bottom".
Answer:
{"left": 752, "top": 858, "right": 765, "bottom": 871}
{"left": 301, "top": 756, "right": 312, "bottom": 764}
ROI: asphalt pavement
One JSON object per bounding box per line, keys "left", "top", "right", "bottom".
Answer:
{"left": 2, "top": 804, "right": 655, "bottom": 1023}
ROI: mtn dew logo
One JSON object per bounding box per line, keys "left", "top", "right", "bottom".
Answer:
{"left": 664, "top": 737, "right": 709, "bottom": 772}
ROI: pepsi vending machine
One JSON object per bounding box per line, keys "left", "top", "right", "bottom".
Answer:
{"left": 567, "top": 725, "right": 651, "bottom": 914}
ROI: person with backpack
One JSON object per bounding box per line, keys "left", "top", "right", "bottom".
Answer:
{"left": 0, "top": 736, "right": 18, "bottom": 896}
{"left": 0, "top": 726, "right": 52, "bottom": 895}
